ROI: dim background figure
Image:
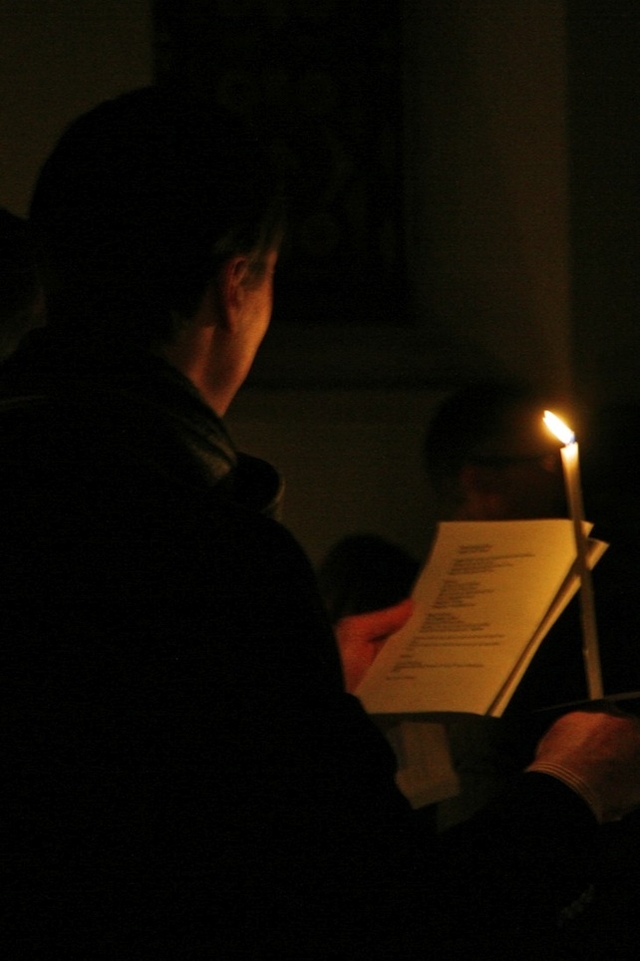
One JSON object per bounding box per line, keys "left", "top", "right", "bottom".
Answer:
{"left": 320, "top": 380, "right": 640, "bottom": 828}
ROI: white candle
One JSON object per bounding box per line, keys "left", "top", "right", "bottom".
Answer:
{"left": 543, "top": 411, "right": 603, "bottom": 700}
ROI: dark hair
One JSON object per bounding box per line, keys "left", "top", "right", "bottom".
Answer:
{"left": 29, "top": 86, "right": 285, "bottom": 346}
{"left": 317, "top": 533, "right": 419, "bottom": 623}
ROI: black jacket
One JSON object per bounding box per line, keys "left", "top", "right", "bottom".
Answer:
{"left": 0, "top": 331, "right": 600, "bottom": 958}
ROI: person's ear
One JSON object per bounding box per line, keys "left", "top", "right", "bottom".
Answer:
{"left": 216, "top": 256, "right": 250, "bottom": 330}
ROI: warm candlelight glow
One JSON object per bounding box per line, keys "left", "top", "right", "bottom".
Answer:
{"left": 542, "top": 408, "right": 603, "bottom": 700}
{"left": 543, "top": 410, "right": 575, "bottom": 446}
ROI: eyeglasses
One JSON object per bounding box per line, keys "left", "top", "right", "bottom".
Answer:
{"left": 470, "top": 452, "right": 561, "bottom": 473}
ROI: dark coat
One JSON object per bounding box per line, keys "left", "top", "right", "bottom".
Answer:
{"left": 0, "top": 331, "right": 601, "bottom": 958}
{"left": 0, "top": 332, "right": 417, "bottom": 956}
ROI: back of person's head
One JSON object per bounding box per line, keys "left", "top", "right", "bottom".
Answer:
{"left": 424, "top": 380, "right": 567, "bottom": 520}
{"left": 317, "top": 533, "right": 419, "bottom": 623}
{"left": 29, "top": 86, "right": 285, "bottom": 348}
{"left": 0, "top": 208, "right": 43, "bottom": 361}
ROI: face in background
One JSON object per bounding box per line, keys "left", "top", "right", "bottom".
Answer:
{"left": 455, "top": 405, "right": 567, "bottom": 521}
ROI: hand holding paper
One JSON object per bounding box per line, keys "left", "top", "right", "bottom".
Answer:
{"left": 335, "top": 597, "right": 414, "bottom": 693}
{"left": 527, "top": 709, "right": 640, "bottom": 823}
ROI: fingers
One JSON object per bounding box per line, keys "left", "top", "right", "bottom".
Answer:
{"left": 527, "top": 709, "right": 640, "bottom": 823}
{"left": 334, "top": 598, "right": 414, "bottom": 694}
{"left": 342, "top": 598, "right": 415, "bottom": 644}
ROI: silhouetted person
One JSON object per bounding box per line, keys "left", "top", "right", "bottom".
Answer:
{"left": 424, "top": 380, "right": 567, "bottom": 521}
{"left": 2, "top": 90, "right": 640, "bottom": 958}
{"left": 318, "top": 532, "right": 420, "bottom": 624}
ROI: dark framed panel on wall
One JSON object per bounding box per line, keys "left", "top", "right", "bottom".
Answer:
{"left": 153, "top": 1, "right": 408, "bottom": 346}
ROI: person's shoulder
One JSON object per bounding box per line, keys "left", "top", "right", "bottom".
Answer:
{"left": 199, "top": 494, "right": 317, "bottom": 588}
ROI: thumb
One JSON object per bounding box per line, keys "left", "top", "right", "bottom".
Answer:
{"left": 349, "top": 597, "right": 415, "bottom": 644}
{"left": 338, "top": 598, "right": 415, "bottom": 643}
{"left": 335, "top": 598, "right": 415, "bottom": 694}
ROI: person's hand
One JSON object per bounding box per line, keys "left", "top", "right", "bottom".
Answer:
{"left": 335, "top": 599, "right": 414, "bottom": 694}
{"left": 526, "top": 709, "right": 640, "bottom": 823}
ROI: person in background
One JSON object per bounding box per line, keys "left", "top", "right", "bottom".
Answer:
{"left": 417, "top": 381, "right": 572, "bottom": 828}
{"left": 318, "top": 380, "right": 566, "bottom": 629}
{"left": 318, "top": 531, "right": 420, "bottom": 624}
{"left": 425, "top": 381, "right": 640, "bottom": 826}
{"left": 424, "top": 383, "right": 640, "bottom": 713}
{"left": 2, "top": 88, "right": 640, "bottom": 958}
{"left": 322, "top": 381, "right": 640, "bottom": 828}
{"left": 423, "top": 379, "right": 567, "bottom": 522}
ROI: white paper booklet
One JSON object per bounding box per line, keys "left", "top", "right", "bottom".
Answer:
{"left": 356, "top": 519, "right": 607, "bottom": 719}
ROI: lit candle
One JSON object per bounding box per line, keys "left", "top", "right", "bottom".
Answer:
{"left": 543, "top": 411, "right": 603, "bottom": 699}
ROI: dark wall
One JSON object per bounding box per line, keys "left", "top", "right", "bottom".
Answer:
{"left": 567, "top": 1, "right": 640, "bottom": 409}
{"left": 153, "top": 0, "right": 407, "bottom": 330}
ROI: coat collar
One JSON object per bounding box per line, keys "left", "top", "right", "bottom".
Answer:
{"left": 1, "top": 329, "right": 284, "bottom": 518}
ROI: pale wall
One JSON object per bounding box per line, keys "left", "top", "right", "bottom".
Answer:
{"left": 402, "top": 0, "right": 573, "bottom": 397}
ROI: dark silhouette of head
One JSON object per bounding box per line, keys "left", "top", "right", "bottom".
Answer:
{"left": 424, "top": 381, "right": 567, "bottom": 520}
{"left": 317, "top": 533, "right": 419, "bottom": 623}
{"left": 29, "top": 86, "right": 285, "bottom": 348}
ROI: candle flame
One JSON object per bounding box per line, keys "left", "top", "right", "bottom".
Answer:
{"left": 543, "top": 410, "right": 575, "bottom": 446}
